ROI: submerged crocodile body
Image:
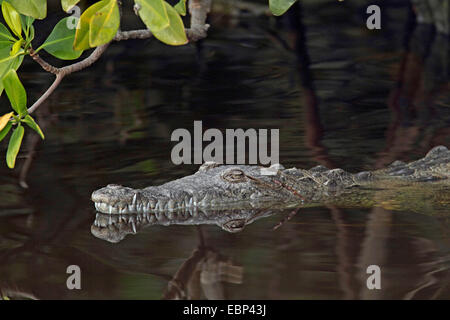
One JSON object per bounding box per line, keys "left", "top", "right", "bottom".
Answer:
{"left": 92, "top": 146, "right": 449, "bottom": 226}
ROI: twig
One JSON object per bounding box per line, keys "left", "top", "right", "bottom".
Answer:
{"left": 27, "top": 0, "right": 213, "bottom": 114}
{"left": 27, "top": 74, "right": 63, "bottom": 114}
{"left": 188, "top": 0, "right": 212, "bottom": 41}
{"left": 113, "top": 29, "right": 152, "bottom": 41}
{"left": 30, "top": 53, "right": 59, "bottom": 74}
{"left": 59, "top": 43, "right": 109, "bottom": 75}
{"left": 28, "top": 44, "right": 109, "bottom": 114}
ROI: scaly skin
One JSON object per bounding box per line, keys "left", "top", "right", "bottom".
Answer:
{"left": 91, "top": 146, "right": 450, "bottom": 242}
{"left": 91, "top": 146, "right": 449, "bottom": 216}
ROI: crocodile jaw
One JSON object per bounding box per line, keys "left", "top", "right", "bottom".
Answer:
{"left": 91, "top": 146, "right": 450, "bottom": 216}
{"left": 91, "top": 164, "right": 298, "bottom": 215}
{"left": 92, "top": 185, "right": 196, "bottom": 215}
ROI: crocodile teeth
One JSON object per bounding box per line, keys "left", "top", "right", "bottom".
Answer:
{"left": 189, "top": 197, "right": 193, "bottom": 206}
{"left": 109, "top": 205, "right": 113, "bottom": 214}
{"left": 200, "top": 194, "right": 210, "bottom": 206}
{"left": 168, "top": 200, "right": 175, "bottom": 211}
{"left": 132, "top": 194, "right": 137, "bottom": 206}
{"left": 128, "top": 216, "right": 137, "bottom": 233}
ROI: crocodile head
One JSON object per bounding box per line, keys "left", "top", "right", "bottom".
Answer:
{"left": 91, "top": 162, "right": 300, "bottom": 216}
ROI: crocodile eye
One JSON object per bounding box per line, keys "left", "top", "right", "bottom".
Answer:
{"left": 221, "top": 219, "right": 246, "bottom": 233}
{"left": 222, "top": 169, "right": 246, "bottom": 183}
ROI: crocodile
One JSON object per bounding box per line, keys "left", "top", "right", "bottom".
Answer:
{"left": 91, "top": 146, "right": 450, "bottom": 237}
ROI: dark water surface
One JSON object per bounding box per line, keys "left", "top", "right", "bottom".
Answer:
{"left": 1, "top": 1, "right": 449, "bottom": 299}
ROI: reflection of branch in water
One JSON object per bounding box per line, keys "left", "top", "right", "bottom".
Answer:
{"left": 356, "top": 207, "right": 450, "bottom": 299}
{"left": 328, "top": 198, "right": 450, "bottom": 299}
{"left": 357, "top": 207, "right": 391, "bottom": 300}
{"left": 329, "top": 206, "right": 360, "bottom": 300}
{"left": 279, "top": 3, "right": 335, "bottom": 169}
{"left": 376, "top": 3, "right": 449, "bottom": 168}
{"left": 163, "top": 228, "right": 243, "bottom": 300}
{"left": 402, "top": 238, "right": 450, "bottom": 300}
{"left": 19, "top": 105, "right": 51, "bottom": 188}
{"left": 102, "top": 54, "right": 147, "bottom": 147}
{"left": 19, "top": 134, "right": 40, "bottom": 189}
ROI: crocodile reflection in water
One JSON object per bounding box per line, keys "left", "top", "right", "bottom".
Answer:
{"left": 91, "top": 208, "right": 276, "bottom": 243}
{"left": 92, "top": 212, "right": 246, "bottom": 299}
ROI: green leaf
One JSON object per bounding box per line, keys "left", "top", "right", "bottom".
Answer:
{"left": 0, "top": 49, "right": 23, "bottom": 95}
{"left": 0, "top": 40, "right": 13, "bottom": 50}
{"left": 73, "top": 0, "right": 119, "bottom": 50}
{"left": 22, "top": 115, "right": 44, "bottom": 139}
{"left": 269, "top": 0, "right": 297, "bottom": 16}
{"left": 2, "top": 2, "right": 22, "bottom": 37}
{"left": 135, "top": 0, "right": 169, "bottom": 32}
{"left": 6, "top": 123, "right": 24, "bottom": 168}
{"left": 20, "top": 14, "right": 35, "bottom": 39}
{"left": 10, "top": 39, "right": 22, "bottom": 55}
{"left": 9, "top": 0, "right": 47, "bottom": 19}
{"left": 0, "top": 121, "right": 12, "bottom": 142}
{"left": 152, "top": 2, "right": 187, "bottom": 46}
{"left": 0, "top": 22, "right": 15, "bottom": 42}
{"left": 74, "top": 1, "right": 103, "bottom": 50}
{"left": 61, "top": 0, "right": 80, "bottom": 12}
{"left": 174, "top": 0, "right": 186, "bottom": 16}
{"left": 0, "top": 112, "right": 13, "bottom": 131}
{"left": 39, "top": 17, "right": 83, "bottom": 60}
{"left": 26, "top": 24, "right": 35, "bottom": 46}
{"left": 2, "top": 69, "right": 27, "bottom": 116}
{"left": 20, "top": 14, "right": 35, "bottom": 29}
{"left": 89, "top": 0, "right": 119, "bottom": 47}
